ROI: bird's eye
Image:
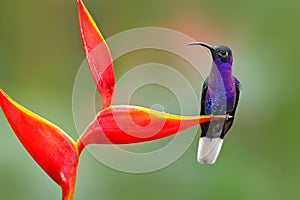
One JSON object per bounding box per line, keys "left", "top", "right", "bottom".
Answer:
{"left": 218, "top": 50, "right": 228, "bottom": 58}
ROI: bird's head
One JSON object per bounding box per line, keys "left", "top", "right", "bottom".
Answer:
{"left": 189, "top": 42, "right": 233, "bottom": 65}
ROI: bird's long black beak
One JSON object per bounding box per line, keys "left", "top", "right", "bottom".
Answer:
{"left": 188, "top": 42, "right": 216, "bottom": 52}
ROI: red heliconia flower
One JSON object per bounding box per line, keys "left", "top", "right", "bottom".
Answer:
{"left": 0, "top": 89, "right": 78, "bottom": 200}
{"left": 0, "top": 1, "right": 228, "bottom": 199}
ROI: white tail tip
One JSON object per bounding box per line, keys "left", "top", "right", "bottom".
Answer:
{"left": 197, "top": 137, "right": 223, "bottom": 164}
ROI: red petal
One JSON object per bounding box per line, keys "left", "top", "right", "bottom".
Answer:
{"left": 77, "top": 0, "right": 115, "bottom": 109}
{"left": 77, "top": 105, "right": 224, "bottom": 154}
{"left": 0, "top": 89, "right": 78, "bottom": 200}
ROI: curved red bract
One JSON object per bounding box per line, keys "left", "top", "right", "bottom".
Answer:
{"left": 77, "top": 105, "right": 223, "bottom": 154}
{"left": 0, "top": 89, "right": 78, "bottom": 200}
{"left": 77, "top": 0, "right": 115, "bottom": 109}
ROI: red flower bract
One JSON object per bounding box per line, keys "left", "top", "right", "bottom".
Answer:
{"left": 0, "top": 89, "right": 78, "bottom": 200}
{"left": 77, "top": 105, "right": 218, "bottom": 153}
{"left": 77, "top": 0, "right": 115, "bottom": 109}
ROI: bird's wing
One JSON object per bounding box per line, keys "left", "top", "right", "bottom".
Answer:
{"left": 200, "top": 78, "right": 208, "bottom": 116}
{"left": 199, "top": 79, "right": 210, "bottom": 137}
{"left": 221, "top": 78, "right": 241, "bottom": 136}
{"left": 232, "top": 78, "right": 241, "bottom": 116}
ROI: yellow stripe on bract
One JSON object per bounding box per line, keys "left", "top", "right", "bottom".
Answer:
{"left": 79, "top": 0, "right": 107, "bottom": 46}
{"left": 105, "top": 105, "right": 228, "bottom": 121}
{"left": 0, "top": 89, "right": 77, "bottom": 148}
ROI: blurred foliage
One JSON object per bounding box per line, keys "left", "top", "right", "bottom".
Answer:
{"left": 0, "top": 0, "right": 299, "bottom": 199}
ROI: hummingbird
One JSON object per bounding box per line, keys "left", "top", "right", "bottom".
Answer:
{"left": 189, "top": 42, "right": 241, "bottom": 164}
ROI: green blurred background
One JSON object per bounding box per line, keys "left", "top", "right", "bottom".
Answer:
{"left": 0, "top": 0, "right": 299, "bottom": 199}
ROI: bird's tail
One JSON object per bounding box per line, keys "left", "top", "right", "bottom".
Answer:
{"left": 197, "top": 137, "right": 223, "bottom": 164}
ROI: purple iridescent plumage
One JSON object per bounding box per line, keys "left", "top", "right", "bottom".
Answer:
{"left": 205, "top": 58, "right": 238, "bottom": 116}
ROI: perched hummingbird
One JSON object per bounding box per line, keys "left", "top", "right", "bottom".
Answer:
{"left": 189, "top": 42, "right": 241, "bottom": 164}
